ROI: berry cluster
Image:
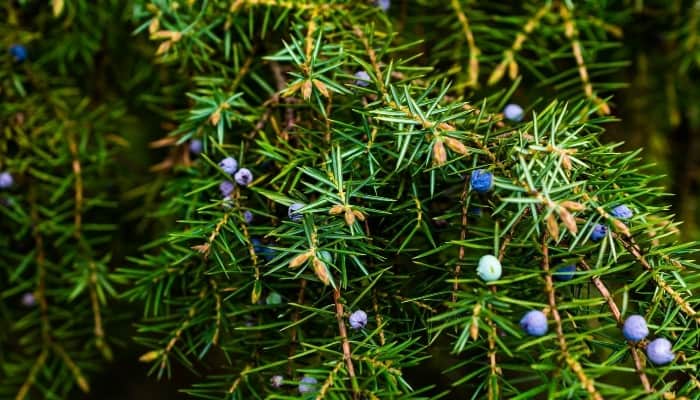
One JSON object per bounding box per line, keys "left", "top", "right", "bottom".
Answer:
{"left": 212, "top": 156, "right": 255, "bottom": 220}
{"left": 622, "top": 315, "right": 675, "bottom": 365}
{"left": 268, "top": 308, "right": 369, "bottom": 394}
{"left": 468, "top": 165, "right": 662, "bottom": 366}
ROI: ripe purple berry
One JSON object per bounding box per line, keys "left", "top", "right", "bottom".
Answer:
{"left": 354, "top": 70, "right": 371, "bottom": 87}
{"left": 646, "top": 338, "right": 674, "bottom": 365}
{"left": 189, "top": 139, "right": 203, "bottom": 155}
{"left": 288, "top": 203, "right": 304, "bottom": 222}
{"left": 470, "top": 169, "right": 494, "bottom": 193}
{"left": 553, "top": 264, "right": 576, "bottom": 281}
{"left": 0, "top": 172, "right": 13, "bottom": 189}
{"left": 234, "top": 168, "right": 253, "bottom": 186}
{"left": 9, "top": 44, "right": 27, "bottom": 63}
{"left": 298, "top": 376, "right": 318, "bottom": 394}
{"left": 503, "top": 103, "right": 524, "bottom": 122}
{"left": 243, "top": 210, "right": 253, "bottom": 224}
{"left": 611, "top": 205, "right": 633, "bottom": 219}
{"left": 349, "top": 310, "right": 368, "bottom": 330}
{"left": 219, "top": 157, "right": 238, "bottom": 175}
{"left": 219, "top": 180, "right": 235, "bottom": 197}
{"left": 622, "top": 315, "right": 649, "bottom": 342}
{"left": 520, "top": 310, "right": 548, "bottom": 336}
{"left": 376, "top": 0, "right": 390, "bottom": 11}
{"left": 270, "top": 375, "right": 284, "bottom": 388}
{"left": 590, "top": 223, "right": 607, "bottom": 242}
{"left": 21, "top": 292, "right": 36, "bottom": 307}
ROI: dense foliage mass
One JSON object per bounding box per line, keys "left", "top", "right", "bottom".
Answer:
{"left": 2, "top": 1, "right": 700, "bottom": 399}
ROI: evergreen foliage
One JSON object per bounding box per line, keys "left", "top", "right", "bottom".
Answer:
{"left": 2, "top": 1, "right": 700, "bottom": 399}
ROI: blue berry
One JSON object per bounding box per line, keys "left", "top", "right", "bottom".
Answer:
{"left": 520, "top": 310, "right": 548, "bottom": 336}
{"left": 469, "top": 207, "right": 482, "bottom": 217}
{"left": 376, "top": 0, "right": 390, "bottom": 11}
{"left": 503, "top": 103, "right": 524, "bottom": 122}
{"left": 9, "top": 44, "right": 27, "bottom": 63}
{"left": 270, "top": 375, "right": 284, "bottom": 388}
{"left": 252, "top": 238, "right": 276, "bottom": 261}
{"left": 219, "top": 180, "right": 235, "bottom": 197}
{"left": 234, "top": 168, "right": 253, "bottom": 186}
{"left": 590, "top": 223, "right": 608, "bottom": 242}
{"left": 266, "top": 292, "right": 282, "bottom": 305}
{"left": 243, "top": 210, "right": 253, "bottom": 224}
{"left": 622, "top": 315, "right": 649, "bottom": 342}
{"left": 0, "top": 172, "right": 13, "bottom": 189}
{"left": 349, "top": 310, "right": 368, "bottom": 330}
{"left": 189, "top": 139, "right": 203, "bottom": 155}
{"left": 477, "top": 254, "right": 502, "bottom": 282}
{"left": 219, "top": 157, "right": 238, "bottom": 174}
{"left": 252, "top": 238, "right": 264, "bottom": 253}
{"left": 611, "top": 205, "right": 633, "bottom": 219}
{"left": 298, "top": 376, "right": 318, "bottom": 394}
{"left": 646, "top": 338, "right": 674, "bottom": 365}
{"left": 470, "top": 169, "right": 494, "bottom": 193}
{"left": 553, "top": 264, "right": 576, "bottom": 281}
{"left": 354, "top": 70, "right": 371, "bottom": 87}
{"left": 288, "top": 203, "right": 305, "bottom": 222}
{"left": 21, "top": 292, "right": 36, "bottom": 307}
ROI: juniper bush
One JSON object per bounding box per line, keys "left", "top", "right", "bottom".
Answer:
{"left": 3, "top": 1, "right": 700, "bottom": 400}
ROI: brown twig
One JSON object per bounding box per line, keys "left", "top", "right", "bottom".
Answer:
{"left": 230, "top": 187, "right": 262, "bottom": 301}
{"left": 288, "top": 279, "right": 307, "bottom": 375}
{"left": 486, "top": 316, "right": 499, "bottom": 400}
{"left": 156, "top": 288, "right": 207, "bottom": 373}
{"left": 230, "top": 52, "right": 255, "bottom": 93}
{"left": 269, "top": 61, "right": 294, "bottom": 140}
{"left": 315, "top": 361, "right": 344, "bottom": 400}
{"left": 29, "top": 186, "right": 50, "bottom": 342}
{"left": 559, "top": 4, "right": 610, "bottom": 115}
{"left": 488, "top": 4, "right": 550, "bottom": 85}
{"left": 53, "top": 343, "right": 90, "bottom": 393}
{"left": 333, "top": 289, "right": 360, "bottom": 398}
{"left": 542, "top": 237, "right": 602, "bottom": 400}
{"left": 579, "top": 260, "right": 652, "bottom": 392}
{"left": 68, "top": 134, "right": 83, "bottom": 236}
{"left": 481, "top": 207, "right": 532, "bottom": 399}
{"left": 363, "top": 220, "right": 386, "bottom": 346}
{"left": 353, "top": 26, "right": 385, "bottom": 93}
{"left": 227, "top": 365, "right": 251, "bottom": 393}
{"left": 210, "top": 279, "right": 223, "bottom": 345}
{"left": 385, "top": 293, "right": 437, "bottom": 313}
{"left": 450, "top": 0, "right": 480, "bottom": 87}
{"left": 371, "top": 291, "right": 386, "bottom": 346}
{"left": 88, "top": 262, "right": 111, "bottom": 360}
{"left": 498, "top": 209, "right": 530, "bottom": 261}
{"left": 16, "top": 186, "right": 53, "bottom": 400}
{"left": 191, "top": 211, "right": 230, "bottom": 257}
{"left": 614, "top": 233, "right": 700, "bottom": 324}
{"left": 14, "top": 350, "right": 48, "bottom": 400}
{"left": 452, "top": 180, "right": 470, "bottom": 303}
